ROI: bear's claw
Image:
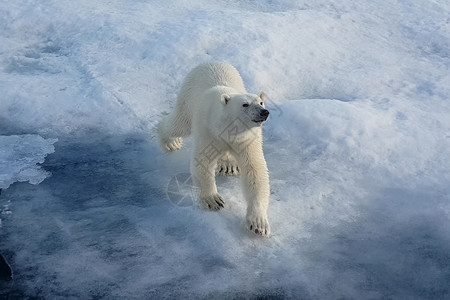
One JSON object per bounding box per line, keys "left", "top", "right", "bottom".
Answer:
{"left": 201, "top": 193, "right": 225, "bottom": 211}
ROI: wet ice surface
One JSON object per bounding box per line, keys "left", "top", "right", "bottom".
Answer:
{"left": 1, "top": 0, "right": 450, "bottom": 298}
{"left": 0, "top": 135, "right": 295, "bottom": 299}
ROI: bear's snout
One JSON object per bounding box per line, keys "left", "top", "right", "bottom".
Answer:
{"left": 260, "top": 109, "right": 269, "bottom": 120}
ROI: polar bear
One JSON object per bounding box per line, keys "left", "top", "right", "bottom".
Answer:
{"left": 158, "top": 62, "right": 271, "bottom": 236}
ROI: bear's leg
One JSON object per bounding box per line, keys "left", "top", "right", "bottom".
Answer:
{"left": 235, "top": 145, "right": 271, "bottom": 236}
{"left": 191, "top": 144, "right": 225, "bottom": 211}
{"left": 216, "top": 152, "right": 240, "bottom": 176}
{"left": 157, "top": 111, "right": 190, "bottom": 153}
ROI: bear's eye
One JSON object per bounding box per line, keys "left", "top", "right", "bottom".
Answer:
{"left": 260, "top": 102, "right": 263, "bottom": 105}
{"left": 243, "top": 103, "right": 249, "bottom": 107}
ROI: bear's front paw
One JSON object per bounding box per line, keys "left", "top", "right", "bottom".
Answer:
{"left": 246, "top": 214, "right": 270, "bottom": 237}
{"left": 200, "top": 194, "right": 225, "bottom": 211}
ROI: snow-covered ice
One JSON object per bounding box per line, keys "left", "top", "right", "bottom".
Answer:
{"left": 0, "top": 135, "right": 57, "bottom": 190}
{"left": 1, "top": 0, "right": 450, "bottom": 298}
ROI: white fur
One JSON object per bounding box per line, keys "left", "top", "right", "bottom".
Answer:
{"left": 158, "top": 62, "right": 271, "bottom": 236}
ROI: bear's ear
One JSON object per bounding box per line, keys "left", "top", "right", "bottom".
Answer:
{"left": 258, "top": 91, "right": 266, "bottom": 101}
{"left": 221, "top": 94, "right": 231, "bottom": 105}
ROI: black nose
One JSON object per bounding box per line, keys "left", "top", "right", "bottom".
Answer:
{"left": 260, "top": 109, "right": 269, "bottom": 119}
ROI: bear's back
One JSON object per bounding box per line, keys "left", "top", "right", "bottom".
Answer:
{"left": 181, "top": 62, "right": 246, "bottom": 96}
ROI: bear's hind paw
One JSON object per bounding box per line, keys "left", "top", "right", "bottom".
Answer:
{"left": 216, "top": 163, "right": 240, "bottom": 176}
{"left": 163, "top": 137, "right": 183, "bottom": 153}
{"left": 200, "top": 194, "right": 225, "bottom": 211}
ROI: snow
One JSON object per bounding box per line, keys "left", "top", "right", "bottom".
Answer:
{"left": 1, "top": 0, "right": 450, "bottom": 298}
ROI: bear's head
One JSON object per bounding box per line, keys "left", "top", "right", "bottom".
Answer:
{"left": 220, "top": 92, "right": 270, "bottom": 127}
